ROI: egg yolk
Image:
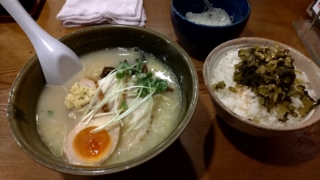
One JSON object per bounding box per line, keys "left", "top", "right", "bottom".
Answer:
{"left": 73, "top": 126, "right": 111, "bottom": 162}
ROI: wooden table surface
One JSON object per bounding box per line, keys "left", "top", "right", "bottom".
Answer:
{"left": 1, "top": 0, "right": 320, "bottom": 179}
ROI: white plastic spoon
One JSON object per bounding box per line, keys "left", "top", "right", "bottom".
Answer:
{"left": 204, "top": 0, "right": 214, "bottom": 11}
{"left": 0, "top": 0, "right": 83, "bottom": 85}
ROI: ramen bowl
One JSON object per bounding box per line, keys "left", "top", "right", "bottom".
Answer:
{"left": 171, "top": 0, "right": 250, "bottom": 58}
{"left": 7, "top": 25, "right": 199, "bottom": 175}
{"left": 203, "top": 37, "right": 320, "bottom": 136}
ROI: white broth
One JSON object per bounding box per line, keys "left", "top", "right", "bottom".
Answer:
{"left": 36, "top": 48, "right": 181, "bottom": 165}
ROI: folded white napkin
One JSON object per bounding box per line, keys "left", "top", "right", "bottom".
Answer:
{"left": 57, "top": 0, "right": 146, "bottom": 27}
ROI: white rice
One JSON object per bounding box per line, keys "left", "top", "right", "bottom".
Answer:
{"left": 186, "top": 8, "right": 232, "bottom": 26}
{"left": 211, "top": 48, "right": 314, "bottom": 127}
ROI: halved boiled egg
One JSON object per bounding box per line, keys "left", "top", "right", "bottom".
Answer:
{"left": 64, "top": 114, "right": 119, "bottom": 166}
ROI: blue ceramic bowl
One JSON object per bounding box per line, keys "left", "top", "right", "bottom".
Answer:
{"left": 171, "top": 0, "right": 250, "bottom": 58}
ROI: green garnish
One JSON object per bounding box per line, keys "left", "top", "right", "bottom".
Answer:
{"left": 120, "top": 100, "right": 128, "bottom": 112}
{"left": 116, "top": 59, "right": 168, "bottom": 98}
{"left": 47, "top": 110, "right": 53, "bottom": 116}
{"left": 136, "top": 73, "right": 168, "bottom": 97}
{"left": 115, "top": 60, "right": 131, "bottom": 79}
{"left": 81, "top": 59, "right": 170, "bottom": 133}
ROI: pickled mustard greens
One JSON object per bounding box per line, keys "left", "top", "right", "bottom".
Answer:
{"left": 231, "top": 45, "right": 320, "bottom": 121}
{"left": 212, "top": 81, "right": 226, "bottom": 90}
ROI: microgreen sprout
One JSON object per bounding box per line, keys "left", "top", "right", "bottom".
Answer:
{"left": 47, "top": 110, "right": 53, "bottom": 116}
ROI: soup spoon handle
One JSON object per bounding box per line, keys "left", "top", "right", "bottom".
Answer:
{"left": 0, "top": 0, "right": 83, "bottom": 85}
{"left": 203, "top": 0, "right": 214, "bottom": 10}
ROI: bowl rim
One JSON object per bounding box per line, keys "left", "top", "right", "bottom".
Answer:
{"left": 7, "top": 24, "right": 199, "bottom": 175}
{"left": 203, "top": 37, "right": 320, "bottom": 132}
{"left": 170, "top": 0, "right": 251, "bottom": 28}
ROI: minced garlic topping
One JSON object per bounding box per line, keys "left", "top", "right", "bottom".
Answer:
{"left": 65, "top": 82, "right": 95, "bottom": 110}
